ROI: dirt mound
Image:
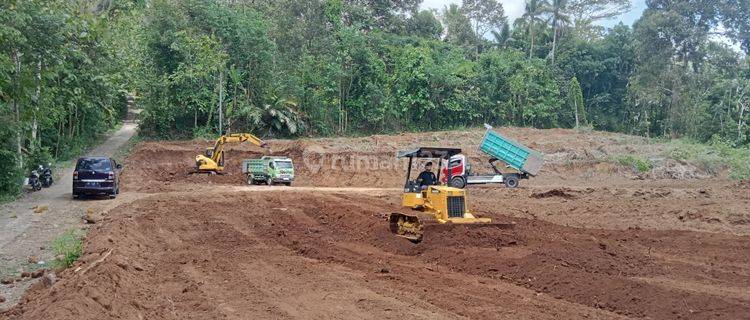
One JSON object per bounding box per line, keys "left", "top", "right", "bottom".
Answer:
{"left": 530, "top": 188, "right": 579, "bottom": 199}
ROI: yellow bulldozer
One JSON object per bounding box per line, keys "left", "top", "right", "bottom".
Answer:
{"left": 388, "top": 147, "right": 514, "bottom": 243}
{"left": 193, "top": 133, "right": 267, "bottom": 174}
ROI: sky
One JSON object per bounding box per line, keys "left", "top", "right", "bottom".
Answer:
{"left": 420, "top": 0, "right": 648, "bottom": 28}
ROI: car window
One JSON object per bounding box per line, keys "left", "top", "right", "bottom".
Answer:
{"left": 275, "top": 161, "right": 293, "bottom": 169}
{"left": 77, "top": 158, "right": 112, "bottom": 171}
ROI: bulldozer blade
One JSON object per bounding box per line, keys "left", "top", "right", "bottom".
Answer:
{"left": 388, "top": 213, "right": 424, "bottom": 243}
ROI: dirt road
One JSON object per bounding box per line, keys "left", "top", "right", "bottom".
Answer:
{"left": 0, "top": 122, "right": 137, "bottom": 308}
{"left": 2, "top": 127, "right": 749, "bottom": 319}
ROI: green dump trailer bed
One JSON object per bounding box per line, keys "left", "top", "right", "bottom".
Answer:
{"left": 478, "top": 124, "right": 544, "bottom": 176}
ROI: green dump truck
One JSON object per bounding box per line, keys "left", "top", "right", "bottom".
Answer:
{"left": 242, "top": 156, "right": 295, "bottom": 186}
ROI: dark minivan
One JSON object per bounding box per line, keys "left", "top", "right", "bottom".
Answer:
{"left": 73, "top": 157, "right": 122, "bottom": 199}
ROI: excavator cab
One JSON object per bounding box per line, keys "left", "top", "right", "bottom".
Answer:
{"left": 204, "top": 148, "right": 225, "bottom": 167}
{"left": 388, "top": 147, "right": 505, "bottom": 243}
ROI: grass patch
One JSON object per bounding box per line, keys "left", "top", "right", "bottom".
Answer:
{"left": 664, "top": 138, "right": 750, "bottom": 179}
{"left": 614, "top": 154, "right": 654, "bottom": 173}
{"left": 51, "top": 229, "right": 84, "bottom": 269}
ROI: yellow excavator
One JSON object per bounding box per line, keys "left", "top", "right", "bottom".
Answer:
{"left": 388, "top": 147, "right": 514, "bottom": 243}
{"left": 193, "top": 133, "right": 267, "bottom": 174}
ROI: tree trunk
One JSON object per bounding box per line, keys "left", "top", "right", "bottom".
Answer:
{"left": 644, "top": 109, "right": 650, "bottom": 138}
{"left": 529, "top": 26, "right": 535, "bottom": 59}
{"left": 12, "top": 49, "right": 23, "bottom": 170}
{"left": 55, "top": 120, "right": 63, "bottom": 158}
{"left": 574, "top": 100, "right": 579, "bottom": 128}
{"left": 739, "top": 101, "right": 746, "bottom": 142}
{"left": 551, "top": 18, "right": 558, "bottom": 65}
{"left": 218, "top": 70, "right": 224, "bottom": 135}
{"left": 31, "top": 59, "right": 42, "bottom": 150}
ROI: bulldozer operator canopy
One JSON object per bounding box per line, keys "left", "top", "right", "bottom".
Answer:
{"left": 397, "top": 147, "right": 462, "bottom": 159}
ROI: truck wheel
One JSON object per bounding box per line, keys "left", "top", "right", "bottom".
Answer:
{"left": 449, "top": 176, "right": 466, "bottom": 189}
{"left": 504, "top": 175, "right": 519, "bottom": 188}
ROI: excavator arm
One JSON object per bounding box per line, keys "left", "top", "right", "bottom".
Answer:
{"left": 194, "top": 133, "right": 267, "bottom": 174}
{"left": 210, "top": 133, "right": 267, "bottom": 163}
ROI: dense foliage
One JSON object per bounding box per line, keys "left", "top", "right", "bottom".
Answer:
{"left": 1, "top": 0, "right": 136, "bottom": 197}
{"left": 1, "top": 0, "right": 749, "bottom": 197}
{"left": 131, "top": 0, "right": 749, "bottom": 142}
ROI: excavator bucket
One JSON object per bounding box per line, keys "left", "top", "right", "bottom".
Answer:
{"left": 388, "top": 212, "right": 516, "bottom": 244}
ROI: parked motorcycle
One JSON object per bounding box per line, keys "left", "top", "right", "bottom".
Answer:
{"left": 27, "top": 169, "right": 42, "bottom": 191}
{"left": 40, "top": 163, "right": 53, "bottom": 187}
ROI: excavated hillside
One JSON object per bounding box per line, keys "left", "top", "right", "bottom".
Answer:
{"left": 2, "top": 127, "right": 749, "bottom": 320}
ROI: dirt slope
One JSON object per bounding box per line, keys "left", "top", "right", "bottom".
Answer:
{"left": 2, "top": 127, "right": 749, "bottom": 319}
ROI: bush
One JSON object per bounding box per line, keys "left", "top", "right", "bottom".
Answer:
{"left": 51, "top": 230, "right": 84, "bottom": 269}
{"left": 615, "top": 155, "right": 653, "bottom": 173}
{"left": 664, "top": 138, "right": 750, "bottom": 179}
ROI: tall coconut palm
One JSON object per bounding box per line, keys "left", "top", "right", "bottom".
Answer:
{"left": 549, "top": 0, "right": 571, "bottom": 65}
{"left": 522, "top": 0, "right": 549, "bottom": 59}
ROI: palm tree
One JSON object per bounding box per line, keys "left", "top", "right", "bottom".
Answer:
{"left": 491, "top": 21, "right": 512, "bottom": 48}
{"left": 549, "top": 0, "right": 571, "bottom": 65}
{"left": 522, "top": 0, "right": 549, "bottom": 59}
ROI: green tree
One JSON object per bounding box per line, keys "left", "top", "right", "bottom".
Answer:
{"left": 548, "top": 0, "right": 571, "bottom": 64}
{"left": 407, "top": 10, "right": 443, "bottom": 39}
{"left": 567, "top": 0, "right": 631, "bottom": 25}
{"left": 522, "top": 0, "right": 550, "bottom": 59}
{"left": 461, "top": 0, "right": 506, "bottom": 54}
{"left": 568, "top": 76, "right": 586, "bottom": 127}
{"left": 443, "top": 4, "right": 475, "bottom": 50}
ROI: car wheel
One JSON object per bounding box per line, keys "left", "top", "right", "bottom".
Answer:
{"left": 449, "top": 176, "right": 466, "bottom": 189}
{"left": 284, "top": 182, "right": 292, "bottom": 187}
